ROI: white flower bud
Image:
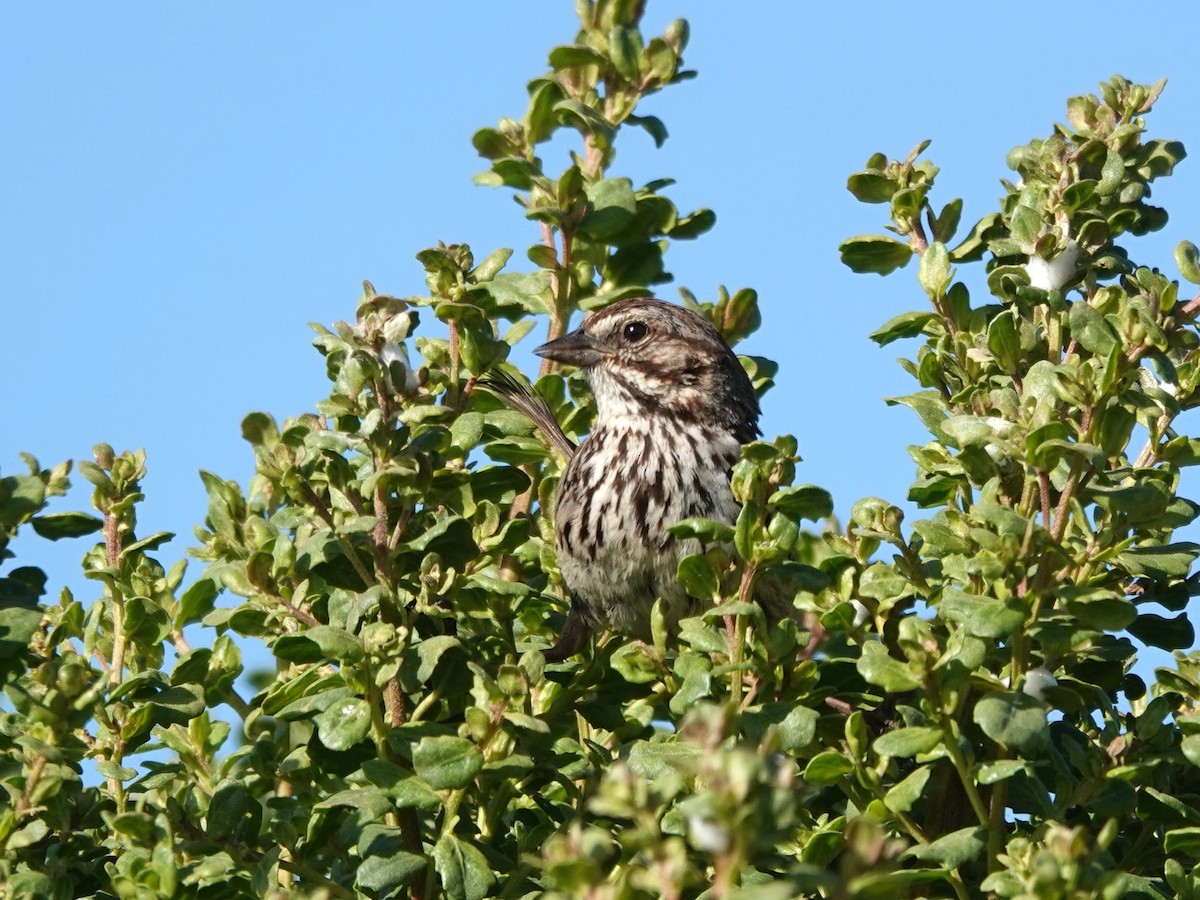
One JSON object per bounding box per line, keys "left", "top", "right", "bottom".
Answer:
{"left": 1026, "top": 239, "right": 1080, "bottom": 292}
{"left": 687, "top": 815, "right": 731, "bottom": 854}
{"left": 1022, "top": 666, "right": 1058, "bottom": 701}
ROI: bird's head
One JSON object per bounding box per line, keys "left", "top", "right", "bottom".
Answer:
{"left": 534, "top": 298, "right": 761, "bottom": 443}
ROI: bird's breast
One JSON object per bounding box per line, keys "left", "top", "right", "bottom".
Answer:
{"left": 553, "top": 419, "right": 741, "bottom": 620}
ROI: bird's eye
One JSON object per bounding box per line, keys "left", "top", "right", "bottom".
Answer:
{"left": 622, "top": 321, "right": 648, "bottom": 343}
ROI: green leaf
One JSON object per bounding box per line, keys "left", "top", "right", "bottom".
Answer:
{"left": 734, "top": 500, "right": 758, "bottom": 562}
{"left": 554, "top": 98, "right": 613, "bottom": 145}
{"left": 769, "top": 485, "right": 833, "bottom": 521}
{"left": 450, "top": 412, "right": 484, "bottom": 452}
{"left": 485, "top": 270, "right": 551, "bottom": 314}
{"left": 874, "top": 726, "right": 943, "bottom": 758}
{"left": 973, "top": 692, "right": 1049, "bottom": 753}
{"left": 627, "top": 113, "right": 668, "bottom": 147}
{"left": 1182, "top": 734, "right": 1200, "bottom": 770}
{"left": 1165, "top": 827, "right": 1200, "bottom": 856}
{"left": 1069, "top": 300, "right": 1119, "bottom": 356}
{"left": 1128, "top": 612, "right": 1194, "bottom": 650}
{"left": 413, "top": 736, "right": 484, "bottom": 790}
{"left": 581, "top": 177, "right": 637, "bottom": 240}
{"left": 315, "top": 787, "right": 391, "bottom": 817}
{"left": 977, "top": 759, "right": 1026, "bottom": 784}
{"left": 940, "top": 415, "right": 1016, "bottom": 449}
{"left": 678, "top": 616, "right": 727, "bottom": 654}
{"left": 905, "top": 826, "right": 986, "bottom": 867}
{"left": 361, "top": 760, "right": 443, "bottom": 809}
{"left": 918, "top": 241, "right": 953, "bottom": 299}
{"left": 357, "top": 853, "right": 427, "bottom": 896}
{"left": 274, "top": 626, "right": 364, "bottom": 664}
{"left": 470, "top": 247, "right": 512, "bottom": 283}
{"left": 147, "top": 684, "right": 205, "bottom": 727}
{"left": 608, "top": 24, "right": 642, "bottom": 82}
{"left": 932, "top": 198, "right": 963, "bottom": 243}
{"left": 1176, "top": 240, "right": 1200, "bottom": 285}
{"left": 627, "top": 742, "right": 702, "bottom": 779}
{"left": 669, "top": 671, "right": 712, "bottom": 716}
{"left": 911, "top": 520, "right": 971, "bottom": 556}
{"left": 610, "top": 642, "right": 662, "bottom": 683}
{"left": 96, "top": 759, "right": 137, "bottom": 782}
{"left": 416, "top": 636, "right": 462, "bottom": 683}
{"left": 939, "top": 588, "right": 1027, "bottom": 638}
{"left": 471, "top": 127, "right": 516, "bottom": 160}
{"left": 315, "top": 697, "right": 372, "bottom": 751}
{"left": 803, "top": 751, "right": 854, "bottom": 786}
{"left": 1060, "top": 589, "right": 1136, "bottom": 631}
{"left": 870, "top": 311, "right": 936, "bottom": 346}
{"left": 547, "top": 44, "right": 607, "bottom": 70}
{"left": 1117, "top": 543, "right": 1200, "bottom": 580}
{"left": 857, "top": 641, "right": 921, "bottom": 691}
{"left": 839, "top": 235, "right": 912, "bottom": 276}
{"left": 951, "top": 212, "right": 1002, "bottom": 262}
{"left": 0, "top": 601, "right": 43, "bottom": 670}
{"left": 743, "top": 703, "right": 819, "bottom": 752}
{"left": 846, "top": 170, "right": 897, "bottom": 203}
{"left": 1145, "top": 786, "right": 1200, "bottom": 824}
{"left": 668, "top": 208, "right": 716, "bottom": 240}
{"left": 886, "top": 391, "right": 949, "bottom": 433}
{"left": 676, "top": 555, "right": 719, "bottom": 601}
{"left": 207, "top": 781, "right": 261, "bottom": 843}
{"left": 120, "top": 530, "right": 174, "bottom": 558}
{"left": 987, "top": 310, "right": 1020, "bottom": 371}
{"left": 433, "top": 834, "right": 494, "bottom": 900}
{"left": 401, "top": 515, "right": 477, "bottom": 568}
{"left": 668, "top": 517, "right": 735, "bottom": 543}
{"left": 273, "top": 684, "right": 355, "bottom": 722}
{"left": 178, "top": 577, "right": 218, "bottom": 627}
{"left": 29, "top": 511, "right": 103, "bottom": 540}
{"left": 1098, "top": 148, "right": 1125, "bottom": 195}
{"left": 885, "top": 764, "right": 931, "bottom": 813}
{"left": 241, "top": 411, "right": 278, "bottom": 447}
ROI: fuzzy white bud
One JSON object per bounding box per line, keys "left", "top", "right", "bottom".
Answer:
{"left": 1022, "top": 666, "right": 1058, "bottom": 701}
{"left": 687, "top": 815, "right": 731, "bottom": 854}
{"left": 1026, "top": 239, "right": 1080, "bottom": 292}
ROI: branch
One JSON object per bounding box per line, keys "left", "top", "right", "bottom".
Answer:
{"left": 539, "top": 222, "right": 565, "bottom": 379}
{"left": 297, "top": 482, "right": 377, "bottom": 588}
{"left": 171, "top": 629, "right": 254, "bottom": 720}
{"left": 1179, "top": 288, "right": 1200, "bottom": 321}
{"left": 104, "top": 511, "right": 126, "bottom": 687}
{"left": 1037, "top": 471, "right": 1053, "bottom": 532}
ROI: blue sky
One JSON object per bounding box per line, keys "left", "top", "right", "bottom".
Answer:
{"left": 6, "top": 4, "right": 1200, "bottom": 666}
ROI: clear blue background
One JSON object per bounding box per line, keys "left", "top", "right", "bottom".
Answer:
{"left": 6, "top": 4, "right": 1200, "bottom": 665}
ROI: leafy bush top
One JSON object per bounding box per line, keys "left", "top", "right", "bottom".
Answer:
{"left": 4, "top": 3, "right": 1200, "bottom": 898}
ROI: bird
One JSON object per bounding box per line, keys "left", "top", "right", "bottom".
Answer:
{"left": 488, "top": 297, "right": 782, "bottom": 661}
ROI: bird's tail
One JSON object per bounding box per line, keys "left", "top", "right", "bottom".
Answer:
{"left": 476, "top": 370, "right": 576, "bottom": 461}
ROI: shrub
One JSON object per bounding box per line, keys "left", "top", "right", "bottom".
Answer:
{"left": 4, "top": 3, "right": 1200, "bottom": 898}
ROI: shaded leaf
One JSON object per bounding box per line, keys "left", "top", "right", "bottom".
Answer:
{"left": 973, "top": 692, "right": 1049, "bottom": 753}
{"left": 29, "top": 512, "right": 103, "bottom": 540}
{"left": 839, "top": 235, "right": 913, "bottom": 276}
{"left": 413, "top": 736, "right": 484, "bottom": 790}
{"left": 874, "top": 726, "right": 943, "bottom": 758}
{"left": 315, "top": 698, "right": 372, "bottom": 751}
{"left": 433, "top": 834, "right": 494, "bottom": 900}
{"left": 905, "top": 826, "right": 987, "bottom": 867}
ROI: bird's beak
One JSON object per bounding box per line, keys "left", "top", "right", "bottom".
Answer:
{"left": 534, "top": 328, "right": 607, "bottom": 367}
